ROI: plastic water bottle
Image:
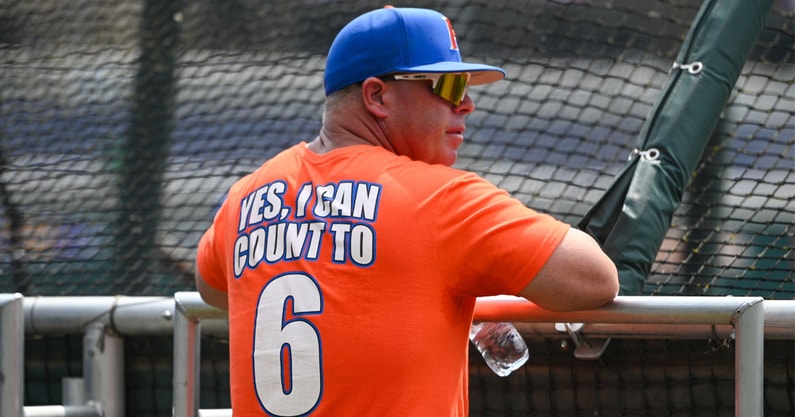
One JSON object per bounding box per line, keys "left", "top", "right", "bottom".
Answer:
{"left": 469, "top": 321, "right": 529, "bottom": 377}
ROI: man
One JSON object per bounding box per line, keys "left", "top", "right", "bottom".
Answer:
{"left": 195, "top": 6, "right": 618, "bottom": 416}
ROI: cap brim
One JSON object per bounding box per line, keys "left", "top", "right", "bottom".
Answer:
{"left": 393, "top": 61, "right": 506, "bottom": 85}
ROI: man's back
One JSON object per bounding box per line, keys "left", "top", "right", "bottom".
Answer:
{"left": 197, "top": 143, "right": 569, "bottom": 416}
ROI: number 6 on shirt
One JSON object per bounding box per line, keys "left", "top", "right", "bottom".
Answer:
{"left": 253, "top": 273, "right": 324, "bottom": 416}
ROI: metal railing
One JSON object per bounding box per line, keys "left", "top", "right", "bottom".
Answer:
{"left": 1, "top": 293, "right": 794, "bottom": 417}
{"left": 0, "top": 294, "right": 226, "bottom": 417}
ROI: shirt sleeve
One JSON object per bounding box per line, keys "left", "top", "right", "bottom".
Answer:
{"left": 432, "top": 173, "right": 570, "bottom": 298}
{"left": 196, "top": 222, "right": 228, "bottom": 292}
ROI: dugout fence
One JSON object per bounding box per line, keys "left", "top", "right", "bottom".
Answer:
{"left": 1, "top": 0, "right": 793, "bottom": 415}
{"left": 2, "top": 293, "right": 794, "bottom": 417}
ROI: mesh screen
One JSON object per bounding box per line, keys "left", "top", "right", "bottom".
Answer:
{"left": 3, "top": 0, "right": 793, "bottom": 415}
{"left": 1, "top": 0, "right": 792, "bottom": 297}
{"left": 469, "top": 339, "right": 795, "bottom": 417}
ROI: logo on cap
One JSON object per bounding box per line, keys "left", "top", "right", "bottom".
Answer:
{"left": 441, "top": 16, "right": 459, "bottom": 51}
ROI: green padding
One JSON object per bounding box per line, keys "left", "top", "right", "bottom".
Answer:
{"left": 578, "top": 0, "right": 774, "bottom": 295}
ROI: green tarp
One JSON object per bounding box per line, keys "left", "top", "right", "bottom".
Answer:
{"left": 578, "top": 0, "right": 775, "bottom": 295}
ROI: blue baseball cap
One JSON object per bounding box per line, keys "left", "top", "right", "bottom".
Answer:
{"left": 324, "top": 7, "right": 506, "bottom": 96}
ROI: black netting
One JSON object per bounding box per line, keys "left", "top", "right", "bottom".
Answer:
{"left": 469, "top": 339, "right": 795, "bottom": 417}
{"left": 3, "top": 0, "right": 793, "bottom": 415}
{"left": 2, "top": 0, "right": 791, "bottom": 299}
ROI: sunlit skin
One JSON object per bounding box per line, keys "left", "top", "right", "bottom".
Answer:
{"left": 375, "top": 77, "right": 475, "bottom": 167}
{"left": 307, "top": 76, "right": 474, "bottom": 167}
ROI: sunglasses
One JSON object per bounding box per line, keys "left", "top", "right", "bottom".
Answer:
{"left": 390, "top": 72, "right": 471, "bottom": 106}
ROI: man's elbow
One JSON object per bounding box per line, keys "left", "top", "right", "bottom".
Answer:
{"left": 198, "top": 289, "right": 229, "bottom": 311}
{"left": 195, "top": 270, "right": 229, "bottom": 311}
{"left": 575, "top": 232, "right": 620, "bottom": 308}
{"left": 595, "top": 260, "right": 620, "bottom": 306}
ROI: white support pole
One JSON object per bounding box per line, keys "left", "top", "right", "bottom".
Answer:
{"left": 62, "top": 378, "right": 87, "bottom": 406}
{"left": 0, "top": 293, "right": 24, "bottom": 417}
{"left": 173, "top": 293, "right": 202, "bottom": 417}
{"left": 172, "top": 292, "right": 229, "bottom": 417}
{"left": 83, "top": 323, "right": 124, "bottom": 417}
{"left": 19, "top": 295, "right": 789, "bottom": 339}
{"left": 763, "top": 300, "right": 795, "bottom": 339}
{"left": 473, "top": 295, "right": 765, "bottom": 326}
{"left": 198, "top": 410, "right": 233, "bottom": 417}
{"left": 23, "top": 296, "right": 227, "bottom": 336}
{"left": 733, "top": 297, "right": 764, "bottom": 417}
{"left": 22, "top": 405, "right": 102, "bottom": 417}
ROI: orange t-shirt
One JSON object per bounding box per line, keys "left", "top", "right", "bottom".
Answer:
{"left": 196, "top": 143, "right": 569, "bottom": 416}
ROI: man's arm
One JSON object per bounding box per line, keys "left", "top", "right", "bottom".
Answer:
{"left": 519, "top": 227, "right": 619, "bottom": 312}
{"left": 195, "top": 268, "right": 229, "bottom": 311}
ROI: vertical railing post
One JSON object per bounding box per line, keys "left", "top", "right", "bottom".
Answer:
{"left": 83, "top": 323, "right": 125, "bottom": 417}
{"left": 62, "top": 377, "right": 87, "bottom": 406}
{"left": 0, "top": 294, "right": 24, "bottom": 417}
{"left": 173, "top": 293, "right": 202, "bottom": 417}
{"left": 733, "top": 298, "right": 764, "bottom": 417}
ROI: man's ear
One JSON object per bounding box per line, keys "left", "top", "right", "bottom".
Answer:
{"left": 361, "top": 77, "right": 389, "bottom": 119}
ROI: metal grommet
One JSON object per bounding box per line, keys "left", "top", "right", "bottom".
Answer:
{"left": 629, "top": 148, "right": 661, "bottom": 161}
{"left": 686, "top": 61, "right": 704, "bottom": 74}
{"left": 644, "top": 148, "right": 660, "bottom": 160}
{"left": 671, "top": 61, "right": 704, "bottom": 75}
